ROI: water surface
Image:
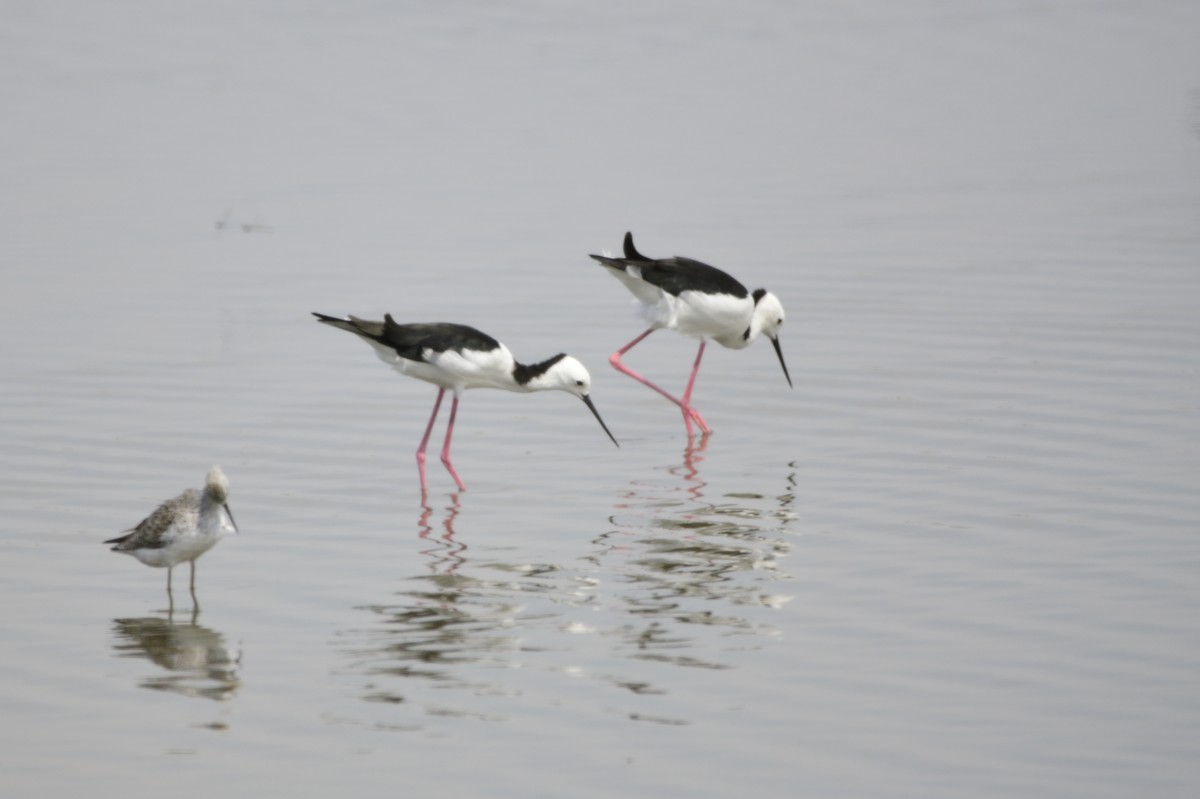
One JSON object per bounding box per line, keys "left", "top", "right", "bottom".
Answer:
{"left": 2, "top": 1, "right": 1199, "bottom": 797}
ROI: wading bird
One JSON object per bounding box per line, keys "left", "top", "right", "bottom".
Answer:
{"left": 105, "top": 466, "right": 237, "bottom": 607}
{"left": 313, "top": 312, "right": 618, "bottom": 492}
{"left": 589, "top": 232, "right": 791, "bottom": 436}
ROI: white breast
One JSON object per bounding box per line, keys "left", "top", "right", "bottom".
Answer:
{"left": 673, "top": 291, "right": 753, "bottom": 344}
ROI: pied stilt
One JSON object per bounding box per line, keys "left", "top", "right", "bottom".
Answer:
{"left": 313, "top": 312, "right": 618, "bottom": 493}
{"left": 589, "top": 232, "right": 791, "bottom": 436}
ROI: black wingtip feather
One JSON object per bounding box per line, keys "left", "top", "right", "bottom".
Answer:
{"left": 623, "top": 231, "right": 650, "bottom": 261}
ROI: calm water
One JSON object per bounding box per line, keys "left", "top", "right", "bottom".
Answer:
{"left": 2, "top": 1, "right": 1199, "bottom": 796}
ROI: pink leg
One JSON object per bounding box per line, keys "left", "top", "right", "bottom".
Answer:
{"left": 440, "top": 392, "right": 467, "bottom": 492}
{"left": 416, "top": 388, "right": 446, "bottom": 494}
{"left": 610, "top": 329, "right": 711, "bottom": 435}
{"left": 679, "top": 340, "right": 711, "bottom": 436}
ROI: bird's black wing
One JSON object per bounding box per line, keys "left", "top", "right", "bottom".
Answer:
{"left": 313, "top": 312, "right": 385, "bottom": 340}
{"left": 381, "top": 317, "right": 501, "bottom": 361}
{"left": 609, "top": 232, "right": 749, "bottom": 298}
{"left": 633, "top": 257, "right": 749, "bottom": 299}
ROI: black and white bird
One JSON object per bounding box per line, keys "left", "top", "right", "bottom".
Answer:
{"left": 105, "top": 466, "right": 237, "bottom": 605}
{"left": 589, "top": 232, "right": 791, "bottom": 436}
{"left": 313, "top": 313, "right": 618, "bottom": 493}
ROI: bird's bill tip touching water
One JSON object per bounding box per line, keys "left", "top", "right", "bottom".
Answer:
{"left": 581, "top": 395, "right": 620, "bottom": 447}
{"left": 771, "top": 336, "right": 793, "bottom": 388}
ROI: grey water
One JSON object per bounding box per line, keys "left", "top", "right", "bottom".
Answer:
{"left": 2, "top": 1, "right": 1199, "bottom": 796}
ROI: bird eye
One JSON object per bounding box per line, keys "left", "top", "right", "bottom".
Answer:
{"left": 575, "top": 380, "right": 585, "bottom": 387}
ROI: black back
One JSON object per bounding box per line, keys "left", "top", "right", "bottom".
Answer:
{"left": 380, "top": 316, "right": 501, "bottom": 361}
{"left": 314, "top": 313, "right": 502, "bottom": 362}
{"left": 611, "top": 232, "right": 749, "bottom": 299}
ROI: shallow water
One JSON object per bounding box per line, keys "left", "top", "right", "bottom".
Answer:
{"left": 2, "top": 1, "right": 1199, "bottom": 796}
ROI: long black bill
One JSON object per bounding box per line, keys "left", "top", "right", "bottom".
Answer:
{"left": 771, "top": 336, "right": 793, "bottom": 388}
{"left": 582, "top": 395, "right": 620, "bottom": 447}
{"left": 224, "top": 503, "right": 239, "bottom": 534}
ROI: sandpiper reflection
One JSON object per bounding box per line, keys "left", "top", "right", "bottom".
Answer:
{"left": 111, "top": 610, "right": 241, "bottom": 701}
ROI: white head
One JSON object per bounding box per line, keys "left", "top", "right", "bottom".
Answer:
{"left": 751, "top": 290, "right": 792, "bottom": 388}
{"left": 523, "top": 354, "right": 587, "bottom": 395}
{"left": 204, "top": 466, "right": 238, "bottom": 534}
{"left": 525, "top": 355, "right": 619, "bottom": 447}
{"left": 205, "top": 466, "right": 230, "bottom": 503}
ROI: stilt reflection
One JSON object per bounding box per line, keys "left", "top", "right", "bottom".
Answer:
{"left": 341, "top": 498, "right": 524, "bottom": 712}
{"left": 670, "top": 435, "right": 708, "bottom": 501}
{"left": 417, "top": 493, "right": 466, "bottom": 575}
{"left": 335, "top": 450, "right": 797, "bottom": 730}
{"left": 589, "top": 442, "right": 797, "bottom": 676}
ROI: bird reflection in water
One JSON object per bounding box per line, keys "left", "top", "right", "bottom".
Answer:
{"left": 417, "top": 494, "right": 466, "bottom": 575}
{"left": 615, "top": 437, "right": 708, "bottom": 508}
{"left": 668, "top": 435, "right": 708, "bottom": 502}
{"left": 111, "top": 609, "right": 241, "bottom": 702}
{"left": 340, "top": 498, "right": 526, "bottom": 713}
{"left": 590, "top": 441, "right": 798, "bottom": 670}
{"left": 336, "top": 448, "right": 798, "bottom": 728}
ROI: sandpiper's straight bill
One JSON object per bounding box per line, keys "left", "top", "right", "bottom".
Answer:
{"left": 313, "top": 312, "right": 618, "bottom": 493}
{"left": 589, "top": 231, "right": 791, "bottom": 437}
{"left": 105, "top": 466, "right": 238, "bottom": 607}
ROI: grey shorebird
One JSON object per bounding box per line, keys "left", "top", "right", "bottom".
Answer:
{"left": 105, "top": 466, "right": 238, "bottom": 605}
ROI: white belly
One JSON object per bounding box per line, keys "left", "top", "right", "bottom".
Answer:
{"left": 128, "top": 533, "right": 220, "bottom": 568}
{"left": 671, "top": 291, "right": 753, "bottom": 344}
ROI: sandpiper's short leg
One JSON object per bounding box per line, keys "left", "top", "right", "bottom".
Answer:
{"left": 440, "top": 393, "right": 467, "bottom": 492}
{"left": 416, "top": 388, "right": 447, "bottom": 494}
{"left": 189, "top": 561, "right": 201, "bottom": 609}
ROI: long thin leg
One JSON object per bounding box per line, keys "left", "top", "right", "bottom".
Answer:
{"left": 166, "top": 566, "right": 174, "bottom": 612}
{"left": 610, "top": 328, "right": 711, "bottom": 434}
{"left": 679, "top": 340, "right": 711, "bottom": 437}
{"left": 440, "top": 392, "right": 467, "bottom": 492}
{"left": 416, "top": 388, "right": 447, "bottom": 494}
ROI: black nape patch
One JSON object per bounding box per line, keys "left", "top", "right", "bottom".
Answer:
{"left": 752, "top": 288, "right": 767, "bottom": 304}
{"left": 513, "top": 353, "right": 568, "bottom": 385}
